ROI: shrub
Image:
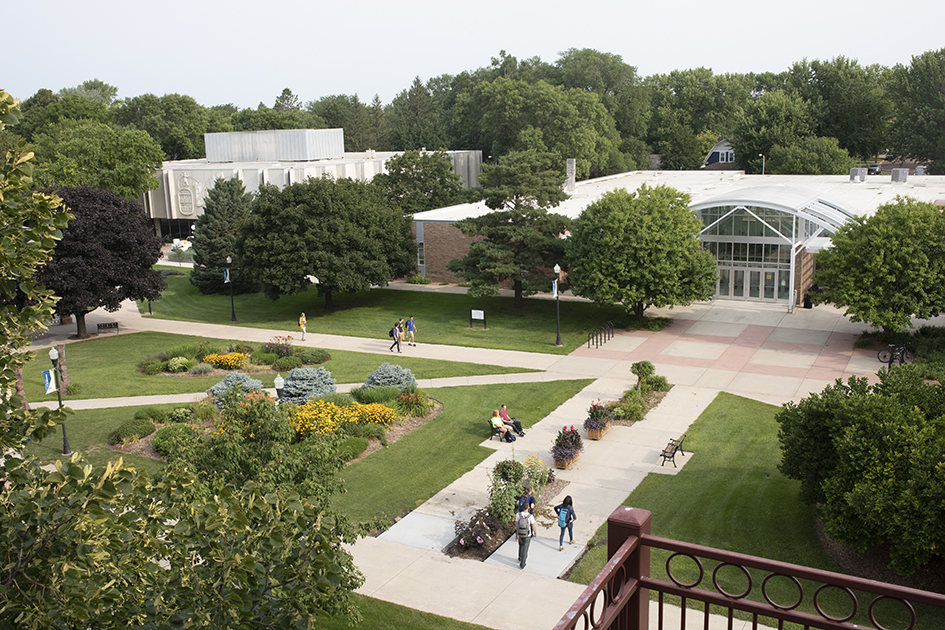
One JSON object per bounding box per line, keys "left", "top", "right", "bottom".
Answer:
{"left": 204, "top": 352, "right": 249, "bottom": 370}
{"left": 166, "top": 356, "right": 191, "bottom": 373}
{"left": 358, "top": 403, "right": 397, "bottom": 426}
{"left": 631, "top": 360, "right": 655, "bottom": 391}
{"left": 191, "top": 398, "right": 219, "bottom": 424}
{"left": 296, "top": 348, "right": 331, "bottom": 365}
{"left": 111, "top": 417, "right": 155, "bottom": 445}
{"left": 206, "top": 372, "right": 263, "bottom": 408}
{"left": 343, "top": 422, "right": 387, "bottom": 442}
{"left": 487, "top": 466, "right": 522, "bottom": 524}
{"left": 166, "top": 407, "right": 192, "bottom": 424}
{"left": 611, "top": 389, "right": 646, "bottom": 421}
{"left": 195, "top": 340, "right": 220, "bottom": 362}
{"left": 281, "top": 367, "right": 336, "bottom": 405}
{"left": 134, "top": 406, "right": 168, "bottom": 424}
{"left": 166, "top": 344, "right": 202, "bottom": 360}
{"left": 144, "top": 352, "right": 169, "bottom": 362}
{"left": 159, "top": 269, "right": 186, "bottom": 278}
{"left": 229, "top": 343, "right": 254, "bottom": 355}
{"left": 396, "top": 391, "right": 430, "bottom": 418}
{"left": 493, "top": 459, "right": 525, "bottom": 484}
{"left": 522, "top": 452, "right": 551, "bottom": 488}
{"left": 65, "top": 383, "right": 81, "bottom": 396}
{"left": 288, "top": 399, "right": 359, "bottom": 439}
{"left": 141, "top": 360, "right": 168, "bottom": 376}
{"left": 152, "top": 423, "right": 200, "bottom": 460}
{"left": 363, "top": 363, "right": 417, "bottom": 391}
{"left": 262, "top": 335, "right": 294, "bottom": 358}
{"left": 338, "top": 436, "right": 369, "bottom": 461}
{"left": 454, "top": 508, "right": 502, "bottom": 550}
{"left": 250, "top": 351, "right": 278, "bottom": 366}
{"left": 313, "top": 393, "right": 356, "bottom": 407}
{"left": 406, "top": 275, "right": 432, "bottom": 284}
{"left": 189, "top": 362, "right": 215, "bottom": 375}
{"left": 272, "top": 356, "right": 303, "bottom": 372}
{"left": 642, "top": 374, "right": 671, "bottom": 393}
{"left": 350, "top": 385, "right": 400, "bottom": 405}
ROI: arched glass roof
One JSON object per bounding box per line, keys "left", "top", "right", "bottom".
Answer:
{"left": 690, "top": 185, "right": 856, "bottom": 233}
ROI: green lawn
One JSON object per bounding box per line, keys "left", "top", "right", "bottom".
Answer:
{"left": 566, "top": 392, "right": 944, "bottom": 629}
{"left": 320, "top": 594, "right": 491, "bottom": 630}
{"left": 142, "top": 270, "right": 629, "bottom": 354}
{"left": 335, "top": 380, "right": 592, "bottom": 524}
{"left": 22, "top": 331, "right": 537, "bottom": 402}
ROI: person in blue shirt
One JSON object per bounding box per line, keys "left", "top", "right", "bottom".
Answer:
{"left": 405, "top": 316, "right": 417, "bottom": 346}
{"left": 554, "top": 495, "right": 577, "bottom": 551}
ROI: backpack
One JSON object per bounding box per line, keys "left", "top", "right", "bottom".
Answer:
{"left": 517, "top": 494, "right": 531, "bottom": 513}
{"left": 558, "top": 506, "right": 570, "bottom": 528}
{"left": 388, "top": 328, "right": 395, "bottom": 338}
{"left": 515, "top": 512, "right": 531, "bottom": 538}
{"left": 505, "top": 432, "right": 516, "bottom": 442}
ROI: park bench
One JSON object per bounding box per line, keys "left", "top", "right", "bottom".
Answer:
{"left": 660, "top": 433, "right": 687, "bottom": 467}
{"left": 489, "top": 420, "right": 503, "bottom": 441}
{"left": 97, "top": 321, "right": 119, "bottom": 334}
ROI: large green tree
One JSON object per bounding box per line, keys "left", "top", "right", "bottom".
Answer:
{"left": 32, "top": 119, "right": 165, "bottom": 199}
{"left": 767, "top": 135, "right": 856, "bottom": 175}
{"left": 190, "top": 177, "right": 256, "bottom": 294}
{"left": 110, "top": 93, "right": 230, "bottom": 160}
{"left": 813, "top": 197, "right": 945, "bottom": 333}
{"left": 385, "top": 77, "right": 447, "bottom": 151}
{"left": 886, "top": 48, "right": 945, "bottom": 173}
{"left": 566, "top": 185, "right": 717, "bottom": 319}
{"left": 731, "top": 90, "right": 813, "bottom": 173}
{"left": 447, "top": 151, "right": 570, "bottom": 307}
{"left": 16, "top": 92, "right": 108, "bottom": 141}
{"left": 35, "top": 186, "right": 166, "bottom": 338}
{"left": 776, "top": 366, "right": 945, "bottom": 575}
{"left": 238, "top": 177, "right": 415, "bottom": 308}
{"left": 58, "top": 79, "right": 119, "bottom": 106}
{"left": 372, "top": 149, "right": 465, "bottom": 214}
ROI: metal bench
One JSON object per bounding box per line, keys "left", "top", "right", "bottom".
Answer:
{"left": 96, "top": 321, "right": 119, "bottom": 334}
{"left": 660, "top": 433, "right": 686, "bottom": 467}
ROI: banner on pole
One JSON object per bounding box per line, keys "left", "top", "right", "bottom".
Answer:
{"left": 552, "top": 279, "right": 558, "bottom": 298}
{"left": 43, "top": 370, "right": 56, "bottom": 394}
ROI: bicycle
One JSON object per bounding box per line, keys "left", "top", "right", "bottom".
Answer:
{"left": 878, "top": 344, "right": 914, "bottom": 366}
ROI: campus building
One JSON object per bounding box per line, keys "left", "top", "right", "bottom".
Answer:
{"left": 141, "top": 128, "right": 482, "bottom": 239}
{"left": 411, "top": 169, "right": 945, "bottom": 309}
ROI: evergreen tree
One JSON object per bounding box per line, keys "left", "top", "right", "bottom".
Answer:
{"left": 190, "top": 177, "right": 257, "bottom": 295}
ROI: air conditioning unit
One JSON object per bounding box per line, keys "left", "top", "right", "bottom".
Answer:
{"left": 849, "top": 168, "right": 867, "bottom": 182}
{"left": 892, "top": 168, "right": 909, "bottom": 183}
{"left": 916, "top": 165, "right": 927, "bottom": 176}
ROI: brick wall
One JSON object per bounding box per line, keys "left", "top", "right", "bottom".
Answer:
{"left": 794, "top": 248, "right": 816, "bottom": 304}
{"left": 414, "top": 221, "right": 483, "bottom": 283}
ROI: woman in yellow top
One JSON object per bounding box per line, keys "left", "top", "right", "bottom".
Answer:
{"left": 299, "top": 312, "right": 306, "bottom": 341}
{"left": 491, "top": 410, "right": 515, "bottom": 441}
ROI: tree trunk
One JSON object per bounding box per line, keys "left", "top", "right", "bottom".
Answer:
{"left": 323, "top": 288, "right": 334, "bottom": 309}
{"left": 633, "top": 302, "right": 645, "bottom": 320}
{"left": 75, "top": 312, "right": 90, "bottom": 339}
{"left": 513, "top": 279, "right": 524, "bottom": 309}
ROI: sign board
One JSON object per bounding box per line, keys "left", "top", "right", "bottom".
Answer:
{"left": 469, "top": 309, "right": 487, "bottom": 329}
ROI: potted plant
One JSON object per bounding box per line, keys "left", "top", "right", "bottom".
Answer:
{"left": 583, "top": 398, "right": 613, "bottom": 440}
{"left": 551, "top": 425, "right": 584, "bottom": 469}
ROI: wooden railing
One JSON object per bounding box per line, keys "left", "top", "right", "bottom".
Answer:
{"left": 556, "top": 507, "right": 945, "bottom": 630}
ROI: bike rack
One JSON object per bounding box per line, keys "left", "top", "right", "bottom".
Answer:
{"left": 586, "top": 321, "right": 615, "bottom": 349}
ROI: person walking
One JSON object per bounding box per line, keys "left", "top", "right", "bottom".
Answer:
{"left": 554, "top": 495, "right": 577, "bottom": 551}
{"left": 389, "top": 320, "right": 403, "bottom": 353}
{"left": 515, "top": 501, "right": 537, "bottom": 569}
{"left": 299, "top": 312, "right": 306, "bottom": 341}
{"left": 405, "top": 316, "right": 417, "bottom": 346}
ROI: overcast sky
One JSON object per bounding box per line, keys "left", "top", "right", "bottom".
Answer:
{"left": 7, "top": 0, "right": 945, "bottom": 109}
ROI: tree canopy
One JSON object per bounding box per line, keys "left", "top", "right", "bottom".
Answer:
{"left": 190, "top": 177, "right": 257, "bottom": 294}
{"left": 566, "top": 185, "right": 717, "bottom": 319}
{"left": 372, "top": 149, "right": 466, "bottom": 214}
{"left": 886, "top": 47, "right": 945, "bottom": 173}
{"left": 813, "top": 197, "right": 945, "bottom": 333}
{"left": 35, "top": 185, "right": 166, "bottom": 337}
{"left": 238, "top": 176, "right": 415, "bottom": 308}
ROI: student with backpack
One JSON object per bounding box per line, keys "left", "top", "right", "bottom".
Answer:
{"left": 517, "top": 487, "right": 535, "bottom": 515}
{"left": 515, "top": 501, "right": 536, "bottom": 569}
{"left": 388, "top": 320, "right": 402, "bottom": 353}
{"left": 553, "top": 495, "right": 577, "bottom": 551}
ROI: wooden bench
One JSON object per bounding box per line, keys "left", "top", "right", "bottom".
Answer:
{"left": 97, "top": 321, "right": 119, "bottom": 334}
{"left": 660, "top": 433, "right": 687, "bottom": 467}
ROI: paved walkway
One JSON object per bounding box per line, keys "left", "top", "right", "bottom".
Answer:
{"left": 30, "top": 292, "right": 943, "bottom": 630}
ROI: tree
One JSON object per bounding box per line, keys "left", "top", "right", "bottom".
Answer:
{"left": 731, "top": 90, "right": 813, "bottom": 173}
{"left": 776, "top": 366, "right": 945, "bottom": 575}
{"left": 32, "top": 119, "right": 165, "bottom": 199}
{"left": 812, "top": 197, "right": 945, "bottom": 334}
{"left": 273, "top": 87, "right": 301, "bottom": 111}
{"left": 111, "top": 93, "right": 230, "bottom": 160}
{"left": 190, "top": 177, "right": 256, "bottom": 294}
{"left": 447, "top": 151, "right": 570, "bottom": 307}
{"left": 767, "top": 135, "right": 857, "bottom": 175}
{"left": 385, "top": 77, "right": 447, "bottom": 150}
{"left": 230, "top": 103, "right": 325, "bottom": 132}
{"left": 566, "top": 185, "right": 717, "bottom": 319}
{"left": 16, "top": 92, "right": 108, "bottom": 141}
{"left": 58, "top": 78, "right": 119, "bottom": 106}
{"left": 372, "top": 149, "right": 464, "bottom": 214}
{"left": 238, "top": 176, "right": 415, "bottom": 308}
{"left": 35, "top": 186, "right": 165, "bottom": 338}
{"left": 886, "top": 48, "right": 945, "bottom": 173}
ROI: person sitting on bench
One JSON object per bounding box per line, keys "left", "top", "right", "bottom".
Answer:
{"left": 491, "top": 410, "right": 516, "bottom": 441}
{"left": 500, "top": 404, "right": 525, "bottom": 437}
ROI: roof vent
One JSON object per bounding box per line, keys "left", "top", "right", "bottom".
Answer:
{"left": 891, "top": 168, "right": 909, "bottom": 183}
{"left": 850, "top": 168, "right": 867, "bottom": 182}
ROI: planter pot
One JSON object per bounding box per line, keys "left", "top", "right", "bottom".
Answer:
{"left": 554, "top": 452, "right": 579, "bottom": 470}
{"left": 586, "top": 422, "right": 611, "bottom": 441}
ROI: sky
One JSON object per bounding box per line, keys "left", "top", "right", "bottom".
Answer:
{"left": 6, "top": 0, "right": 945, "bottom": 109}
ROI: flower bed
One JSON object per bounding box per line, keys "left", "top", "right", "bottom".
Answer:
{"left": 552, "top": 425, "right": 584, "bottom": 467}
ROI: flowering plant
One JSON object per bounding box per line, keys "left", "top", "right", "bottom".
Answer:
{"left": 454, "top": 508, "right": 501, "bottom": 549}
{"left": 551, "top": 425, "right": 584, "bottom": 463}
{"left": 584, "top": 399, "right": 613, "bottom": 431}
{"left": 263, "top": 335, "right": 294, "bottom": 358}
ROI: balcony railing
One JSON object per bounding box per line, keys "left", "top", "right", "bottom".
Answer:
{"left": 556, "top": 506, "right": 945, "bottom": 630}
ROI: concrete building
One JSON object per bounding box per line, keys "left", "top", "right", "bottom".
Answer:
{"left": 411, "top": 169, "right": 945, "bottom": 308}
{"left": 141, "top": 128, "right": 482, "bottom": 239}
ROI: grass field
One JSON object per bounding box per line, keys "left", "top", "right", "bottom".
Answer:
{"left": 21, "top": 331, "right": 537, "bottom": 402}
{"left": 566, "top": 392, "right": 944, "bottom": 629}
{"left": 141, "top": 270, "right": 632, "bottom": 354}
{"left": 320, "top": 594, "right": 491, "bottom": 630}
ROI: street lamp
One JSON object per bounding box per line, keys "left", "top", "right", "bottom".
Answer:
{"left": 48, "top": 347, "right": 71, "bottom": 455}
{"left": 553, "top": 264, "right": 562, "bottom": 347}
{"left": 274, "top": 374, "right": 284, "bottom": 401}
{"left": 226, "top": 256, "right": 236, "bottom": 321}
{"left": 759, "top": 153, "right": 766, "bottom": 175}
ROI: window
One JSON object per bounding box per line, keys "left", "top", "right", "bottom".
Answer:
{"left": 417, "top": 242, "right": 425, "bottom": 267}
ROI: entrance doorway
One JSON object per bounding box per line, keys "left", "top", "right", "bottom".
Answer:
{"left": 717, "top": 267, "right": 791, "bottom": 302}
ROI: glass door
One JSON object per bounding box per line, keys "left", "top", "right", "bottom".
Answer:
{"left": 749, "top": 270, "right": 761, "bottom": 298}
{"left": 718, "top": 268, "right": 730, "bottom": 297}
{"left": 732, "top": 270, "right": 745, "bottom": 298}
{"left": 763, "top": 270, "right": 776, "bottom": 300}
{"left": 778, "top": 270, "right": 791, "bottom": 300}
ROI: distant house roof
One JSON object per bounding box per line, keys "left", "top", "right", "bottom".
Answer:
{"left": 704, "top": 139, "right": 734, "bottom": 167}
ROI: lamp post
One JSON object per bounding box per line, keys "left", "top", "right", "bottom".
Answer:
{"left": 553, "top": 264, "right": 562, "bottom": 347}
{"left": 759, "top": 153, "right": 766, "bottom": 175}
{"left": 49, "top": 347, "right": 71, "bottom": 455}
{"left": 274, "top": 374, "right": 284, "bottom": 401}
{"left": 226, "top": 256, "right": 236, "bottom": 321}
